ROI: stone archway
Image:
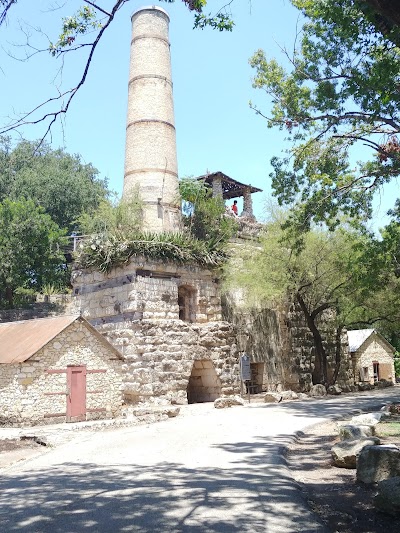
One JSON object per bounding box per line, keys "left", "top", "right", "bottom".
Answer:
{"left": 187, "top": 360, "right": 221, "bottom": 404}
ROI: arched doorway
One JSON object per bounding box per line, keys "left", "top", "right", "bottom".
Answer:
{"left": 187, "top": 359, "right": 222, "bottom": 404}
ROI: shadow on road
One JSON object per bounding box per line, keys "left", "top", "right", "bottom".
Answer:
{"left": 0, "top": 444, "right": 324, "bottom": 532}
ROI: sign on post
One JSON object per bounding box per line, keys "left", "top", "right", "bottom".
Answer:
{"left": 240, "top": 354, "right": 251, "bottom": 381}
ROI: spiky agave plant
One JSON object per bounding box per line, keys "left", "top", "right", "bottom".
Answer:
{"left": 75, "top": 231, "right": 228, "bottom": 272}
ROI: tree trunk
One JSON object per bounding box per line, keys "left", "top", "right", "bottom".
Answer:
{"left": 331, "top": 326, "right": 343, "bottom": 386}
{"left": 296, "top": 293, "right": 329, "bottom": 386}
{"left": 5, "top": 286, "right": 13, "bottom": 306}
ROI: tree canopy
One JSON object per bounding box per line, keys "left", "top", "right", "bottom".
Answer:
{"left": 0, "top": 137, "right": 109, "bottom": 232}
{"left": 0, "top": 198, "right": 67, "bottom": 306}
{"left": 250, "top": 0, "right": 400, "bottom": 232}
{"left": 224, "top": 208, "right": 400, "bottom": 385}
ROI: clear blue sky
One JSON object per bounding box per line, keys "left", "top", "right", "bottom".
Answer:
{"left": 0, "top": 0, "right": 395, "bottom": 226}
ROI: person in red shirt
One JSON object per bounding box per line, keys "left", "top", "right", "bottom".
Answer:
{"left": 231, "top": 200, "right": 238, "bottom": 216}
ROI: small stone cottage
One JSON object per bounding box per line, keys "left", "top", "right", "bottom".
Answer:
{"left": 348, "top": 329, "right": 396, "bottom": 385}
{"left": 0, "top": 315, "right": 124, "bottom": 426}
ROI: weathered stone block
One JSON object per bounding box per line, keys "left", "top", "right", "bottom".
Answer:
{"left": 332, "top": 438, "right": 381, "bottom": 468}
{"left": 339, "top": 425, "right": 375, "bottom": 440}
{"left": 350, "top": 413, "right": 382, "bottom": 426}
{"left": 357, "top": 445, "right": 400, "bottom": 484}
{"left": 214, "top": 395, "right": 245, "bottom": 409}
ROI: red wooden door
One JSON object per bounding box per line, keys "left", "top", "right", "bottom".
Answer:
{"left": 66, "top": 365, "right": 87, "bottom": 422}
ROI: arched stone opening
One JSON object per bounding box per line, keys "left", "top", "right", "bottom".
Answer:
{"left": 187, "top": 360, "right": 221, "bottom": 404}
{"left": 178, "top": 285, "right": 196, "bottom": 322}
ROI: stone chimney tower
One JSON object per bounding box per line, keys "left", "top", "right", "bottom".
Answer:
{"left": 123, "top": 6, "right": 181, "bottom": 233}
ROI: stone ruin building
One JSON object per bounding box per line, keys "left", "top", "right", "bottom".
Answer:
{"left": 0, "top": 7, "right": 369, "bottom": 425}
{"left": 71, "top": 6, "right": 240, "bottom": 407}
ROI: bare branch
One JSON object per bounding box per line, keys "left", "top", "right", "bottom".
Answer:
{"left": 0, "top": 0, "right": 16, "bottom": 28}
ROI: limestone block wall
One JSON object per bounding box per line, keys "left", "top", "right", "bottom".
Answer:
{"left": 352, "top": 335, "right": 395, "bottom": 384}
{"left": 0, "top": 321, "right": 124, "bottom": 426}
{"left": 222, "top": 296, "right": 289, "bottom": 391}
{"left": 223, "top": 296, "right": 354, "bottom": 392}
{"left": 71, "top": 258, "right": 239, "bottom": 405}
{"left": 285, "top": 304, "right": 354, "bottom": 391}
{"left": 99, "top": 319, "right": 239, "bottom": 405}
{"left": 72, "top": 257, "right": 222, "bottom": 324}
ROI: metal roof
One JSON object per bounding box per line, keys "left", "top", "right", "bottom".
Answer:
{"left": 0, "top": 315, "right": 122, "bottom": 364}
{"left": 347, "top": 328, "right": 394, "bottom": 354}
{"left": 196, "top": 171, "right": 262, "bottom": 200}
{"left": 347, "top": 329, "right": 375, "bottom": 352}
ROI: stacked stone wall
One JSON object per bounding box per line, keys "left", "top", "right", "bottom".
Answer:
{"left": 223, "top": 296, "right": 354, "bottom": 392}
{"left": 72, "top": 257, "right": 222, "bottom": 324}
{"left": 0, "top": 321, "right": 124, "bottom": 426}
{"left": 71, "top": 258, "right": 239, "bottom": 404}
{"left": 0, "top": 295, "right": 74, "bottom": 323}
{"left": 285, "top": 304, "right": 354, "bottom": 390}
{"left": 98, "top": 319, "right": 238, "bottom": 405}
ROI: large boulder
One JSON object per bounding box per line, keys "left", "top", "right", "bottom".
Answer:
{"left": 263, "top": 393, "right": 283, "bottom": 403}
{"left": 374, "top": 476, "right": 400, "bottom": 515}
{"left": 350, "top": 412, "right": 382, "bottom": 426}
{"left": 331, "top": 438, "right": 381, "bottom": 468}
{"left": 309, "top": 384, "right": 327, "bottom": 397}
{"left": 357, "top": 445, "right": 400, "bottom": 484}
{"left": 214, "top": 395, "right": 245, "bottom": 409}
{"left": 339, "top": 425, "right": 375, "bottom": 441}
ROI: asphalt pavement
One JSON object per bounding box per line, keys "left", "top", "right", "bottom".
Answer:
{"left": 0, "top": 386, "right": 399, "bottom": 533}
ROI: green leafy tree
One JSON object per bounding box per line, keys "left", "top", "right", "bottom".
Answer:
{"left": 0, "top": 198, "right": 68, "bottom": 306}
{"left": 224, "top": 210, "right": 398, "bottom": 385}
{"left": 249, "top": 0, "right": 400, "bottom": 232}
{"left": 0, "top": 137, "right": 109, "bottom": 232}
{"left": 179, "top": 177, "right": 237, "bottom": 246}
{"left": 77, "top": 191, "right": 143, "bottom": 236}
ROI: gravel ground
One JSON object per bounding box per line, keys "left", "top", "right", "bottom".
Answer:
{"left": 286, "top": 419, "right": 400, "bottom": 532}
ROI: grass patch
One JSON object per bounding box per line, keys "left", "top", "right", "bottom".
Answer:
{"left": 376, "top": 420, "right": 400, "bottom": 438}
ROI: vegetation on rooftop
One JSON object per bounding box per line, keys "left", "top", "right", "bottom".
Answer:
{"left": 75, "top": 178, "right": 235, "bottom": 272}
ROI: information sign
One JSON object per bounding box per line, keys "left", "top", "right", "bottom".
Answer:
{"left": 240, "top": 354, "right": 251, "bottom": 381}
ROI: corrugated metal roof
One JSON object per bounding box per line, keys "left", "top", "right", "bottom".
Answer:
{"left": 347, "top": 329, "right": 376, "bottom": 352}
{"left": 0, "top": 315, "right": 80, "bottom": 364}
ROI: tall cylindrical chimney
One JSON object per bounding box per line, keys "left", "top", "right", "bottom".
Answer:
{"left": 123, "top": 6, "right": 181, "bottom": 233}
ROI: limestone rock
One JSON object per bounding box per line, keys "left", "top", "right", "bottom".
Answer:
{"left": 327, "top": 385, "right": 342, "bottom": 395}
{"left": 309, "top": 384, "right": 327, "bottom": 397}
{"left": 165, "top": 406, "right": 180, "bottom": 418}
{"left": 358, "top": 383, "right": 374, "bottom": 391}
{"left": 297, "top": 393, "right": 309, "bottom": 400}
{"left": 263, "top": 392, "right": 283, "bottom": 403}
{"left": 331, "top": 438, "right": 381, "bottom": 468}
{"left": 374, "top": 476, "right": 400, "bottom": 515}
{"left": 214, "top": 395, "right": 245, "bottom": 409}
{"left": 339, "top": 425, "right": 374, "bottom": 441}
{"left": 357, "top": 445, "right": 400, "bottom": 484}
{"left": 281, "top": 390, "right": 299, "bottom": 401}
{"left": 350, "top": 412, "right": 382, "bottom": 426}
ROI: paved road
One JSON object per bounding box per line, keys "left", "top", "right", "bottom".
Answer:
{"left": 1, "top": 387, "right": 399, "bottom": 533}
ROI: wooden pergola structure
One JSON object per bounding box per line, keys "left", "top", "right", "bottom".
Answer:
{"left": 196, "top": 171, "right": 262, "bottom": 219}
